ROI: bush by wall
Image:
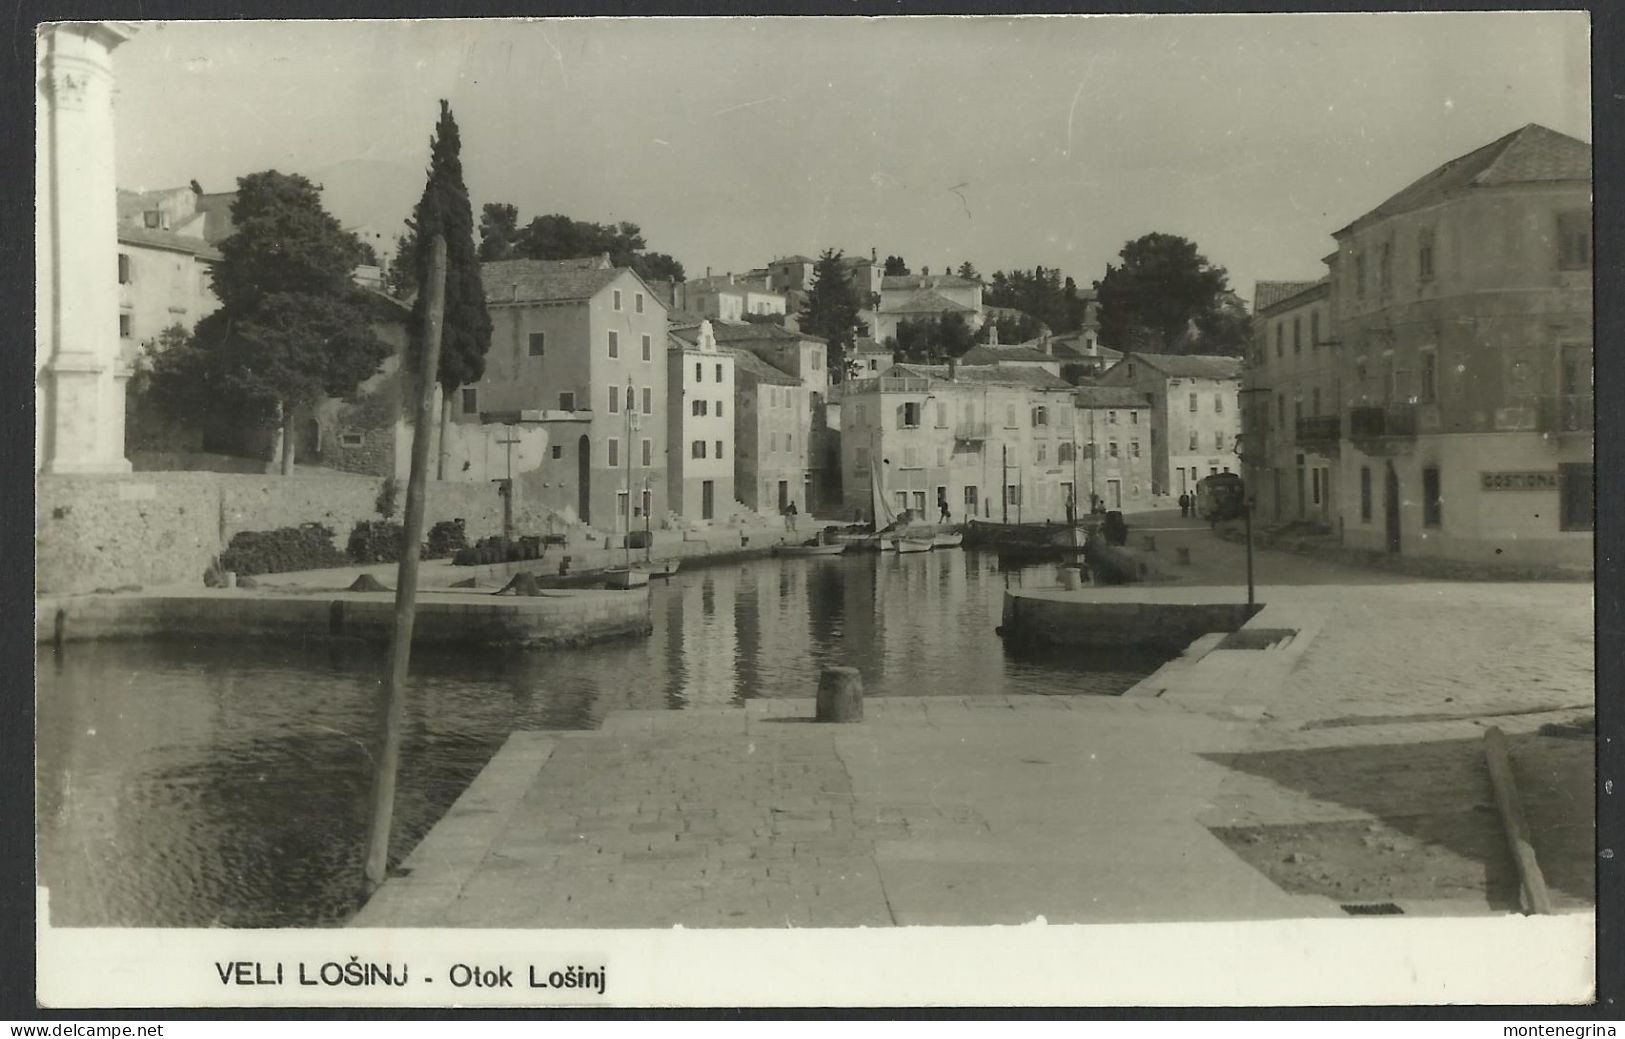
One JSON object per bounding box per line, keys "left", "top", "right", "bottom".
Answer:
{"left": 218, "top": 524, "right": 350, "bottom": 576}
{"left": 426, "top": 519, "right": 468, "bottom": 559}
{"left": 347, "top": 520, "right": 406, "bottom": 564}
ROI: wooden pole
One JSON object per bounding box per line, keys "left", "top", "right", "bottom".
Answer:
{"left": 1244, "top": 500, "right": 1255, "bottom": 609}
{"left": 360, "top": 233, "right": 447, "bottom": 902}
{"left": 1484, "top": 726, "right": 1554, "bottom": 915}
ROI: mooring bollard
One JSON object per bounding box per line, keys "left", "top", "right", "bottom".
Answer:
{"left": 1142, "top": 534, "right": 1157, "bottom": 552}
{"left": 1059, "top": 566, "right": 1083, "bottom": 591}
{"left": 1176, "top": 546, "right": 1191, "bottom": 566}
{"left": 816, "top": 666, "right": 864, "bottom": 722}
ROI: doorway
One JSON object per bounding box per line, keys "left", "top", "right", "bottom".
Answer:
{"left": 577, "top": 435, "right": 591, "bottom": 524}
{"left": 778, "top": 480, "right": 789, "bottom": 511}
{"left": 702, "top": 480, "right": 715, "bottom": 521}
{"left": 1384, "top": 462, "right": 1401, "bottom": 553}
{"left": 1106, "top": 479, "right": 1121, "bottom": 509}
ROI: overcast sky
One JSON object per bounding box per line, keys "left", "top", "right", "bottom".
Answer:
{"left": 110, "top": 14, "right": 1590, "bottom": 302}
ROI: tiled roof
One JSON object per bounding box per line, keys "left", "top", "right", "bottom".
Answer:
{"left": 666, "top": 308, "right": 710, "bottom": 327}
{"left": 895, "top": 363, "right": 1071, "bottom": 390}
{"left": 881, "top": 290, "right": 977, "bottom": 315}
{"left": 117, "top": 225, "right": 222, "bottom": 260}
{"left": 194, "top": 192, "right": 238, "bottom": 245}
{"left": 772, "top": 255, "right": 815, "bottom": 265}
{"left": 1117, "top": 352, "right": 1244, "bottom": 381}
{"left": 532, "top": 254, "right": 613, "bottom": 272}
{"left": 852, "top": 337, "right": 888, "bottom": 354}
{"left": 1253, "top": 279, "right": 1323, "bottom": 313}
{"left": 882, "top": 274, "right": 980, "bottom": 291}
{"left": 1073, "top": 385, "right": 1151, "bottom": 409}
{"left": 480, "top": 259, "right": 627, "bottom": 304}
{"left": 710, "top": 322, "right": 826, "bottom": 345}
{"left": 960, "top": 345, "right": 1054, "bottom": 365}
{"left": 725, "top": 347, "right": 799, "bottom": 386}
{"left": 1338, "top": 124, "right": 1590, "bottom": 235}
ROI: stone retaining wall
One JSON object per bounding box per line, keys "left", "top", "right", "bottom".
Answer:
{"left": 35, "top": 471, "right": 563, "bottom": 596}
{"left": 999, "top": 592, "right": 1261, "bottom": 653}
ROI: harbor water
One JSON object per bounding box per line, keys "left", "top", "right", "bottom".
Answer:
{"left": 37, "top": 549, "right": 1171, "bottom": 927}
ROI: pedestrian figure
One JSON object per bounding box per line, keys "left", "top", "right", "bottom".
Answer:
{"left": 784, "top": 500, "right": 798, "bottom": 533}
{"left": 1065, "top": 496, "right": 1077, "bottom": 525}
{"left": 1178, "top": 492, "right": 1191, "bottom": 518}
{"left": 938, "top": 495, "right": 951, "bottom": 524}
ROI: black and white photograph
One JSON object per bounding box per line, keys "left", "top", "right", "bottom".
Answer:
{"left": 28, "top": 11, "right": 1599, "bottom": 1009}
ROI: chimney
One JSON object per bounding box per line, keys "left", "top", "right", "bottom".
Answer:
{"left": 871, "top": 246, "right": 877, "bottom": 263}
{"left": 706, "top": 266, "right": 712, "bottom": 278}
{"left": 727, "top": 272, "right": 734, "bottom": 285}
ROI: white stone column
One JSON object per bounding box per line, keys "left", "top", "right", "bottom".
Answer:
{"left": 36, "top": 22, "right": 138, "bottom": 474}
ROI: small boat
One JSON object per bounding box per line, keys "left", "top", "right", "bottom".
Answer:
{"left": 841, "top": 533, "right": 895, "bottom": 552}
{"left": 774, "top": 541, "right": 848, "bottom": 557}
{"left": 894, "top": 537, "right": 934, "bottom": 554}
{"left": 603, "top": 567, "right": 650, "bottom": 590}
{"left": 931, "top": 531, "right": 964, "bottom": 549}
{"left": 638, "top": 559, "right": 681, "bottom": 579}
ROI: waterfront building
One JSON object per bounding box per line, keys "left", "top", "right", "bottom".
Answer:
{"left": 727, "top": 347, "right": 809, "bottom": 516}
{"left": 666, "top": 321, "right": 736, "bottom": 522}
{"left": 114, "top": 185, "right": 226, "bottom": 349}
{"left": 839, "top": 362, "right": 1079, "bottom": 524}
{"left": 1071, "top": 386, "right": 1157, "bottom": 513}
{"left": 1096, "top": 353, "right": 1244, "bottom": 499}
{"left": 1243, "top": 278, "right": 1338, "bottom": 527}
{"left": 873, "top": 272, "right": 985, "bottom": 343}
{"left": 37, "top": 21, "right": 141, "bottom": 474}
{"left": 1326, "top": 123, "right": 1592, "bottom": 564}
{"left": 474, "top": 256, "right": 669, "bottom": 530}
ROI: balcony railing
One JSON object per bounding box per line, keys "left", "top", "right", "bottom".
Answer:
{"left": 1537, "top": 394, "right": 1594, "bottom": 434}
{"left": 1294, "top": 414, "right": 1341, "bottom": 444}
{"left": 954, "top": 423, "right": 991, "bottom": 441}
{"left": 1348, "top": 403, "right": 1418, "bottom": 439}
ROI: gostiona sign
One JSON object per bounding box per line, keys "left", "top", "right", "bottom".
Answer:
{"left": 1480, "top": 471, "right": 1560, "bottom": 491}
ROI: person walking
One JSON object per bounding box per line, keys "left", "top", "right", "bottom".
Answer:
{"left": 1178, "top": 492, "right": 1190, "bottom": 518}
{"left": 938, "top": 494, "right": 951, "bottom": 524}
{"left": 784, "top": 500, "right": 798, "bottom": 534}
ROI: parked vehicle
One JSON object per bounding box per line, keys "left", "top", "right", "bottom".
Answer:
{"left": 1195, "top": 473, "right": 1247, "bottom": 522}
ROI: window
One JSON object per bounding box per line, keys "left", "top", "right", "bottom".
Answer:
{"left": 715, "top": 398, "right": 723, "bottom": 418}
{"left": 1130, "top": 411, "right": 1139, "bottom": 425}
{"left": 1188, "top": 431, "right": 1198, "bottom": 451}
{"left": 1277, "top": 393, "right": 1286, "bottom": 425}
{"left": 691, "top": 440, "right": 706, "bottom": 459}
{"left": 1379, "top": 240, "right": 1393, "bottom": 294}
{"left": 643, "top": 388, "right": 653, "bottom": 414}
{"left": 1360, "top": 466, "right": 1372, "bottom": 521}
{"left": 1006, "top": 485, "right": 1020, "bottom": 505}
{"left": 608, "top": 331, "right": 619, "bottom": 358}
{"left": 1033, "top": 406, "right": 1049, "bottom": 427}
{"left": 462, "top": 388, "right": 477, "bottom": 413}
{"left": 936, "top": 402, "right": 947, "bottom": 427}
{"left": 1557, "top": 211, "right": 1590, "bottom": 269}
{"left": 902, "top": 402, "right": 920, "bottom": 428}
{"left": 716, "top": 440, "right": 725, "bottom": 459}
{"left": 855, "top": 446, "right": 869, "bottom": 470}
{"left": 558, "top": 391, "right": 575, "bottom": 411}
{"left": 1214, "top": 393, "right": 1224, "bottom": 414}
{"left": 117, "top": 253, "right": 131, "bottom": 284}
{"left": 1036, "top": 443, "right": 1047, "bottom": 464}
{"left": 118, "top": 314, "right": 132, "bottom": 338}
{"left": 786, "top": 434, "right": 792, "bottom": 452}
{"left": 1311, "top": 386, "right": 1322, "bottom": 415}
{"left": 1310, "top": 311, "right": 1320, "bottom": 345}
{"left": 1108, "top": 441, "right": 1119, "bottom": 459}
{"left": 1354, "top": 253, "right": 1366, "bottom": 298}
{"left": 694, "top": 362, "right": 702, "bottom": 383}
{"left": 1422, "top": 467, "right": 1442, "bottom": 528}
{"left": 608, "top": 439, "right": 620, "bottom": 467}
{"left": 551, "top": 445, "right": 562, "bottom": 459}
{"left": 1058, "top": 442, "right": 1075, "bottom": 463}
{"left": 1131, "top": 440, "right": 1141, "bottom": 458}
{"left": 339, "top": 432, "right": 364, "bottom": 448}
{"left": 1275, "top": 324, "right": 1284, "bottom": 358}
{"left": 903, "top": 445, "right": 918, "bottom": 468}
{"left": 1418, "top": 229, "right": 1435, "bottom": 282}
{"left": 635, "top": 292, "right": 645, "bottom": 314}
{"left": 1126, "top": 363, "right": 1136, "bottom": 378}
{"left": 143, "top": 210, "right": 161, "bottom": 229}
{"left": 1214, "top": 431, "right": 1225, "bottom": 451}
{"left": 1188, "top": 393, "right": 1198, "bottom": 412}
{"left": 641, "top": 439, "right": 652, "bottom": 466}
{"left": 1005, "top": 405, "right": 1017, "bottom": 428}
{"left": 716, "top": 364, "right": 724, "bottom": 382}
{"left": 692, "top": 400, "right": 707, "bottom": 417}
{"left": 609, "top": 389, "right": 620, "bottom": 414}
{"left": 613, "top": 289, "right": 623, "bottom": 311}
{"left": 936, "top": 446, "right": 947, "bottom": 467}
{"left": 1421, "top": 351, "right": 1438, "bottom": 403}
{"left": 528, "top": 332, "right": 545, "bottom": 357}
{"left": 641, "top": 334, "right": 652, "bottom": 361}
{"left": 1293, "top": 316, "right": 1302, "bottom": 353}
{"left": 1108, "top": 410, "right": 1118, "bottom": 425}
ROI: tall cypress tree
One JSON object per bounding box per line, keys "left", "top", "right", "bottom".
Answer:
{"left": 405, "top": 100, "right": 492, "bottom": 477}
{"left": 799, "top": 248, "right": 864, "bottom": 382}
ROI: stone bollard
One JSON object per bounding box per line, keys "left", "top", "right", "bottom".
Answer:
{"left": 816, "top": 666, "right": 864, "bottom": 723}
{"left": 1142, "top": 534, "right": 1157, "bottom": 552}
{"left": 1059, "top": 566, "right": 1083, "bottom": 590}
{"left": 1176, "top": 546, "right": 1191, "bottom": 566}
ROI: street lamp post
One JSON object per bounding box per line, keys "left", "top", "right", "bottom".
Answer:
{"left": 1234, "top": 432, "right": 1255, "bottom": 608}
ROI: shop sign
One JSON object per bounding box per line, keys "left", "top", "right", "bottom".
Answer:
{"left": 1480, "top": 470, "right": 1559, "bottom": 491}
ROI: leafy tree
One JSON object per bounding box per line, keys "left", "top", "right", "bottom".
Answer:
{"left": 197, "top": 170, "right": 391, "bottom": 472}
{"left": 740, "top": 311, "right": 786, "bottom": 326}
{"left": 799, "top": 248, "right": 864, "bottom": 381}
{"left": 356, "top": 241, "right": 381, "bottom": 267}
{"left": 401, "top": 100, "right": 493, "bottom": 477}
{"left": 477, "top": 202, "right": 520, "bottom": 261}
{"left": 481, "top": 208, "right": 687, "bottom": 283}
{"left": 888, "top": 313, "right": 978, "bottom": 364}
{"left": 956, "top": 261, "right": 979, "bottom": 280}
{"left": 1094, "top": 232, "right": 1245, "bottom": 354}
{"left": 990, "top": 310, "right": 1045, "bottom": 345}
{"left": 384, "top": 229, "right": 417, "bottom": 297}
{"left": 883, "top": 255, "right": 909, "bottom": 276}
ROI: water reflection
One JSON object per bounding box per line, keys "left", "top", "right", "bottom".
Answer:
{"left": 37, "top": 550, "right": 1167, "bottom": 927}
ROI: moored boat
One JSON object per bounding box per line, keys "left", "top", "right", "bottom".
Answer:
{"left": 931, "top": 531, "right": 964, "bottom": 549}
{"left": 894, "top": 537, "right": 934, "bottom": 554}
{"left": 603, "top": 566, "right": 650, "bottom": 589}
{"left": 775, "top": 541, "right": 848, "bottom": 557}
{"left": 638, "top": 559, "right": 681, "bottom": 578}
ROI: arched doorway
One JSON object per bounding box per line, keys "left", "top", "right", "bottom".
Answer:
{"left": 1383, "top": 461, "right": 1401, "bottom": 554}
{"left": 577, "top": 434, "right": 591, "bottom": 524}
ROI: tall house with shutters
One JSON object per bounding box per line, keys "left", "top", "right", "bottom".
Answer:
{"left": 475, "top": 256, "right": 668, "bottom": 531}
{"left": 1096, "top": 353, "right": 1244, "bottom": 500}
{"left": 1327, "top": 124, "right": 1592, "bottom": 564}
{"left": 665, "top": 321, "right": 736, "bottom": 522}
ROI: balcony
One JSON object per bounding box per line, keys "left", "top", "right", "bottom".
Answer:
{"left": 1537, "top": 394, "right": 1594, "bottom": 435}
{"left": 953, "top": 423, "right": 991, "bottom": 442}
{"left": 1294, "top": 414, "right": 1341, "bottom": 447}
{"left": 1347, "top": 403, "right": 1418, "bottom": 456}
